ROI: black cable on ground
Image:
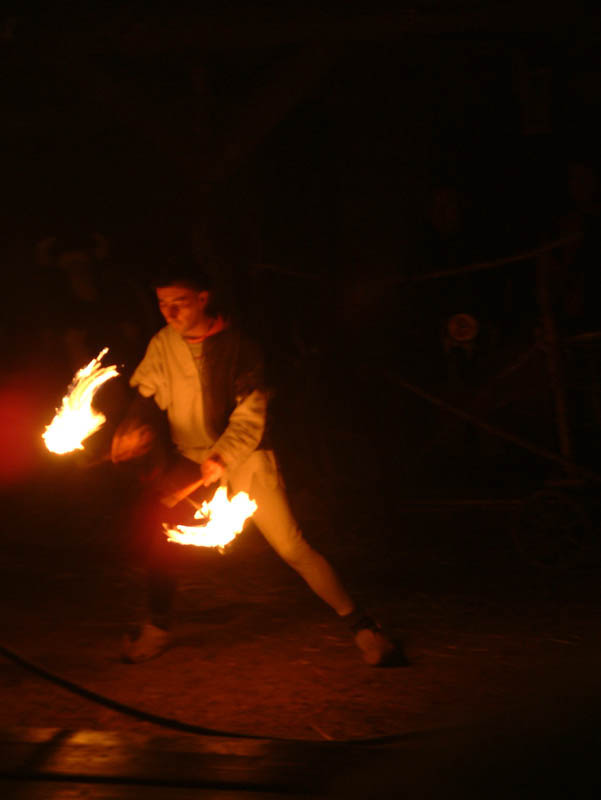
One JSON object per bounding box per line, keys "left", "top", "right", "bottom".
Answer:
{"left": 0, "top": 641, "right": 416, "bottom": 747}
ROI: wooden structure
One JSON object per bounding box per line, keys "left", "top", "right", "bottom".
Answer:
{"left": 383, "top": 236, "right": 601, "bottom": 568}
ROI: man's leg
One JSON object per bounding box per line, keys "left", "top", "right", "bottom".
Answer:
{"left": 120, "top": 456, "right": 202, "bottom": 662}
{"left": 230, "top": 452, "right": 397, "bottom": 665}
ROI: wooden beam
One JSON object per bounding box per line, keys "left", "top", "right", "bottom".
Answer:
{"left": 0, "top": 726, "right": 365, "bottom": 796}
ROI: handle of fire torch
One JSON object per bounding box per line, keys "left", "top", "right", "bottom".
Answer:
{"left": 160, "top": 477, "right": 212, "bottom": 509}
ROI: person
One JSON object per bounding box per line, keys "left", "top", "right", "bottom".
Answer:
{"left": 111, "top": 256, "right": 398, "bottom": 666}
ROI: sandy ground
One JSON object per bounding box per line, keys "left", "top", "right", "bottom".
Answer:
{"left": 1, "top": 390, "right": 601, "bottom": 800}
{"left": 2, "top": 454, "right": 601, "bottom": 750}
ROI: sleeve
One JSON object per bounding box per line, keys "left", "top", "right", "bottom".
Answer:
{"left": 129, "top": 336, "right": 170, "bottom": 410}
{"left": 121, "top": 391, "right": 167, "bottom": 429}
{"left": 210, "top": 388, "right": 268, "bottom": 470}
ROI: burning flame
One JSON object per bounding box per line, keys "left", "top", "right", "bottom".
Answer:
{"left": 42, "top": 348, "right": 119, "bottom": 454}
{"left": 163, "top": 485, "right": 257, "bottom": 550}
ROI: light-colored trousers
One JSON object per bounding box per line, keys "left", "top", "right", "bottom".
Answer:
{"left": 228, "top": 450, "right": 354, "bottom": 616}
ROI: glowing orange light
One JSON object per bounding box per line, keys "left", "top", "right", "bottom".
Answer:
{"left": 42, "top": 348, "right": 119, "bottom": 454}
{"left": 163, "top": 486, "right": 257, "bottom": 551}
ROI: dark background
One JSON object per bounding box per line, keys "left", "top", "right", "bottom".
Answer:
{"left": 1, "top": 1, "right": 601, "bottom": 501}
{"left": 2, "top": 8, "right": 601, "bottom": 794}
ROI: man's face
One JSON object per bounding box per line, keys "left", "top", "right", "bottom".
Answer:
{"left": 156, "top": 285, "right": 210, "bottom": 337}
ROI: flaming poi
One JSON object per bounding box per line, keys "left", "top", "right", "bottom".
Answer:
{"left": 163, "top": 485, "right": 257, "bottom": 551}
{"left": 42, "top": 347, "right": 119, "bottom": 454}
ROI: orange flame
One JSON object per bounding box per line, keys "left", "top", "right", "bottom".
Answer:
{"left": 163, "top": 485, "right": 257, "bottom": 550}
{"left": 42, "top": 348, "right": 119, "bottom": 454}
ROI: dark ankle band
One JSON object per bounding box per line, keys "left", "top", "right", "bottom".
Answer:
{"left": 344, "top": 609, "right": 378, "bottom": 634}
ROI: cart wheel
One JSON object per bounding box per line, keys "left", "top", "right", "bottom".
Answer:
{"left": 513, "top": 489, "right": 595, "bottom": 569}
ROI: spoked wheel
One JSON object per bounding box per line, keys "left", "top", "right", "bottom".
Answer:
{"left": 513, "top": 489, "right": 596, "bottom": 570}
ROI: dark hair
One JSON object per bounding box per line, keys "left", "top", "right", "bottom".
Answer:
{"left": 149, "top": 254, "right": 212, "bottom": 293}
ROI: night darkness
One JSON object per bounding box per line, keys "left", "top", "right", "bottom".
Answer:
{"left": 2, "top": 4, "right": 601, "bottom": 797}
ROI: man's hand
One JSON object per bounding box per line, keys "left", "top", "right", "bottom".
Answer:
{"left": 200, "top": 455, "right": 225, "bottom": 486}
{"left": 111, "top": 421, "right": 155, "bottom": 463}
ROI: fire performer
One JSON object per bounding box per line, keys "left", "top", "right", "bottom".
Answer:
{"left": 111, "top": 257, "right": 397, "bottom": 666}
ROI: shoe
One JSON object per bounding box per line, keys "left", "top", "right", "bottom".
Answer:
{"left": 121, "top": 623, "right": 172, "bottom": 663}
{"left": 354, "top": 622, "right": 397, "bottom": 666}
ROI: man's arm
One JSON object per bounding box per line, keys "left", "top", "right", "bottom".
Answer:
{"left": 110, "top": 392, "right": 163, "bottom": 463}
{"left": 208, "top": 389, "right": 268, "bottom": 474}
{"left": 110, "top": 333, "right": 172, "bottom": 463}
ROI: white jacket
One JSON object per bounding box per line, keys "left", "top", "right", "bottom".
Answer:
{"left": 130, "top": 324, "right": 267, "bottom": 469}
